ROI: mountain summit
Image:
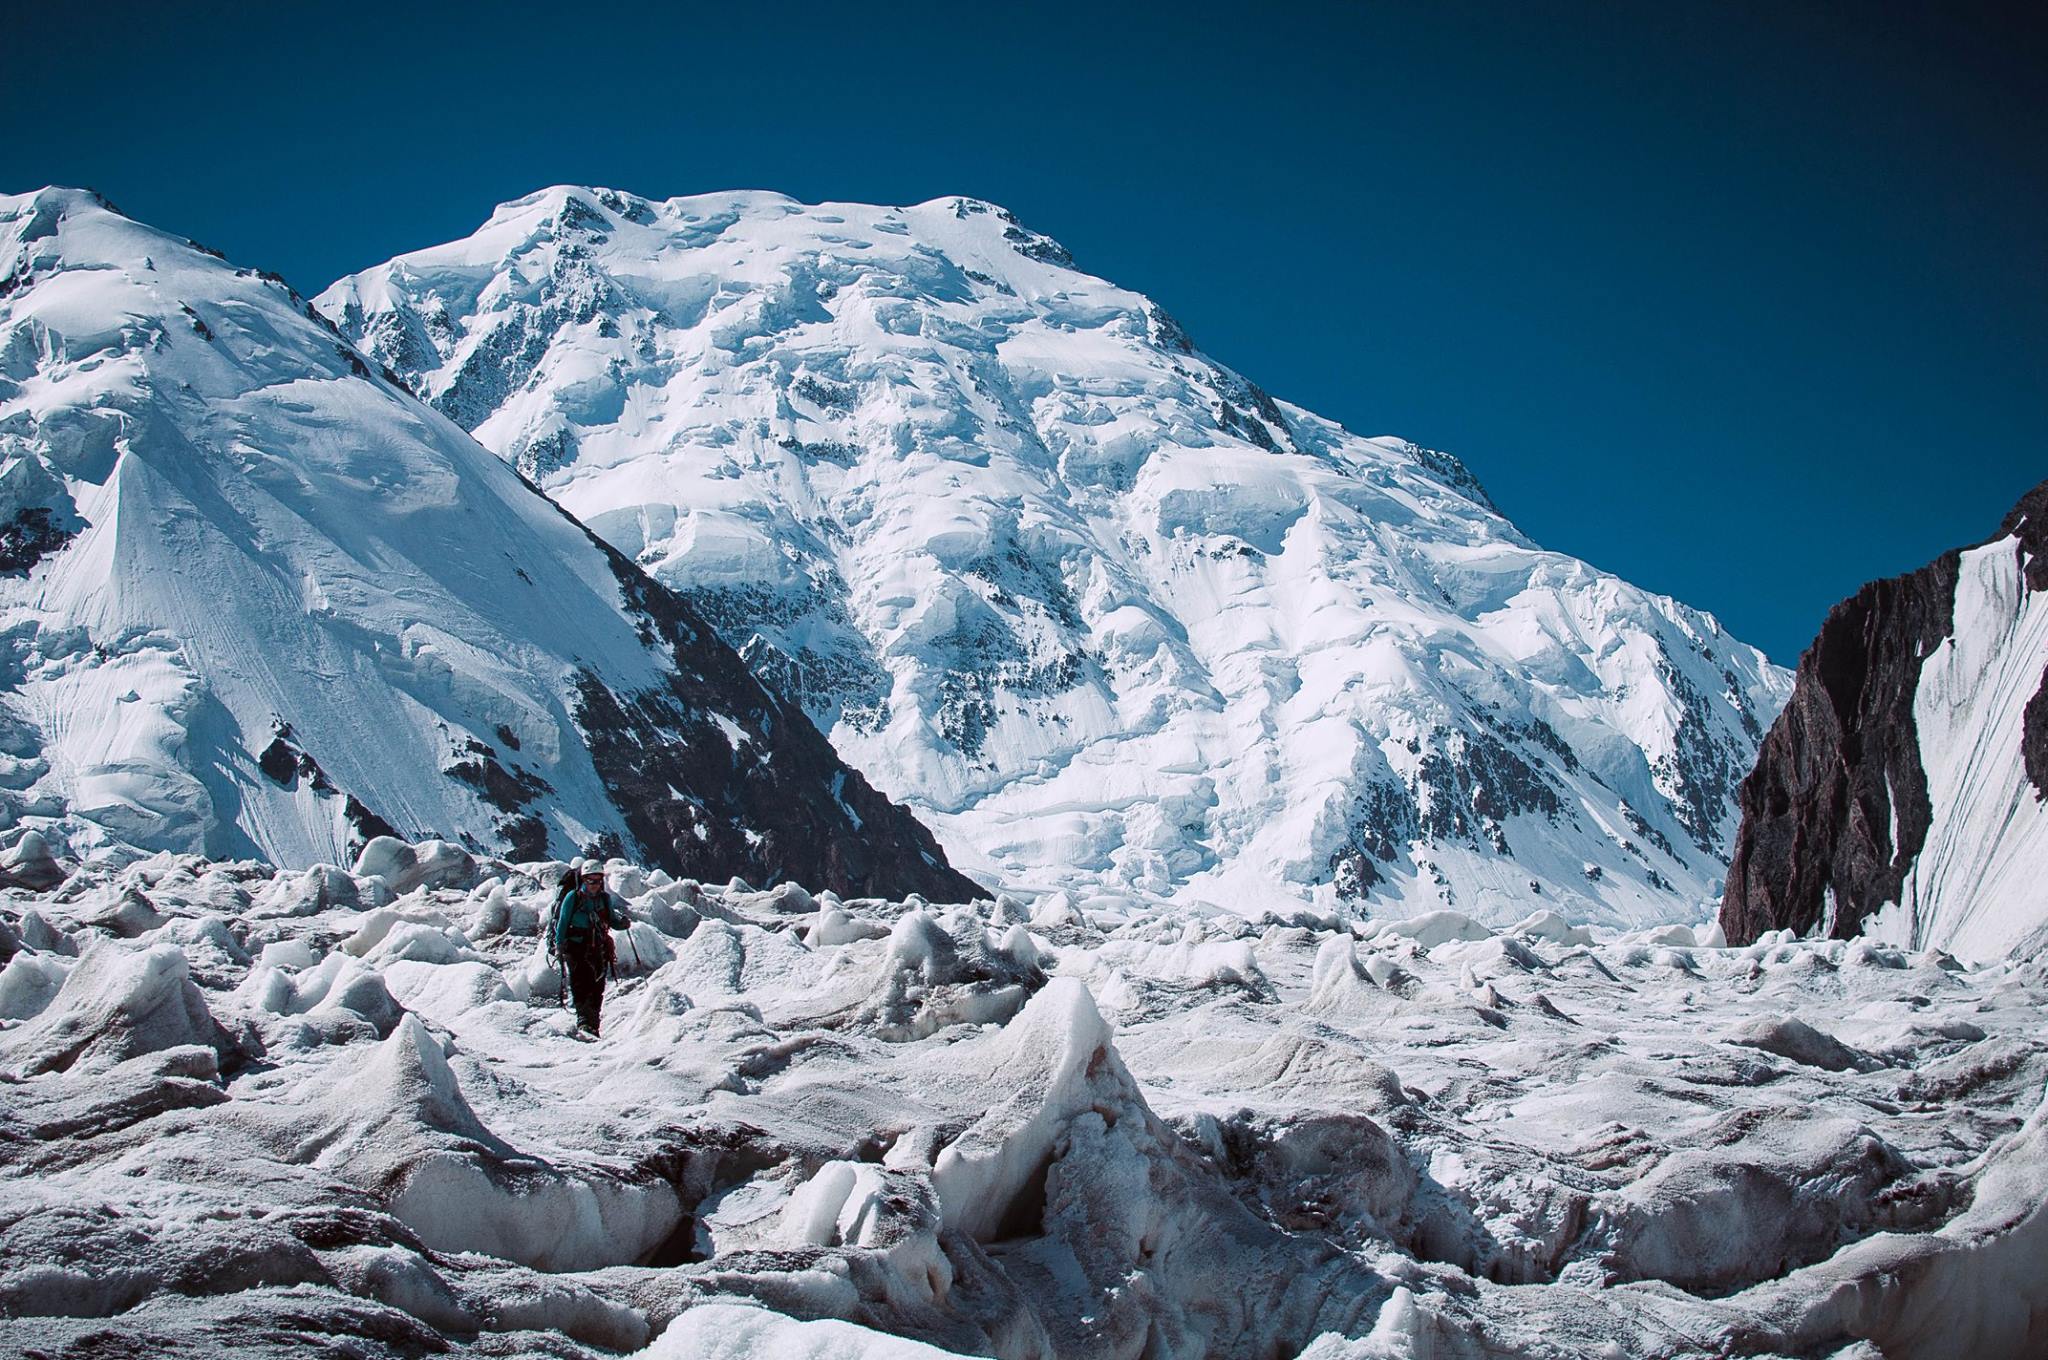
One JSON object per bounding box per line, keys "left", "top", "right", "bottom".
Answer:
{"left": 321, "top": 186, "right": 1789, "bottom": 924}
{"left": 0, "top": 187, "right": 975, "bottom": 898}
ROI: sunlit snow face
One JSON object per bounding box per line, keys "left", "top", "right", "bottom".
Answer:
{"left": 316, "top": 186, "right": 1796, "bottom": 928}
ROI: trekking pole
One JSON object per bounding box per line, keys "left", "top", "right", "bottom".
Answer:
{"left": 549, "top": 915, "right": 565, "bottom": 1009}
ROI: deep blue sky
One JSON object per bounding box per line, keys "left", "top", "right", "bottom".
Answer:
{"left": 7, "top": 1, "right": 2043, "bottom": 664}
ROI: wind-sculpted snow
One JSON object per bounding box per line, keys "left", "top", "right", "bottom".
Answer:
{"left": 0, "top": 188, "right": 973, "bottom": 901}
{"left": 322, "top": 187, "right": 1790, "bottom": 928}
{"left": 4, "top": 842, "right": 2046, "bottom": 1357}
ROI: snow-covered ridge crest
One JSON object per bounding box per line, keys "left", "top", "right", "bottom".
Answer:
{"left": 4, "top": 841, "right": 2045, "bottom": 1357}
{"left": 0, "top": 186, "right": 974, "bottom": 898}
{"left": 322, "top": 185, "right": 1791, "bottom": 926}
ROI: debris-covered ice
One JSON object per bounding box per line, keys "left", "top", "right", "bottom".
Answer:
{"left": 4, "top": 840, "right": 2045, "bottom": 1357}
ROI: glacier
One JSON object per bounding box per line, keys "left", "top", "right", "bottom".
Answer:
{"left": 3, "top": 842, "right": 2045, "bottom": 1357}
{"left": 321, "top": 187, "right": 1792, "bottom": 929}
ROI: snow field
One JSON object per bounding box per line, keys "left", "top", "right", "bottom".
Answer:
{"left": 4, "top": 835, "right": 2046, "bottom": 1358}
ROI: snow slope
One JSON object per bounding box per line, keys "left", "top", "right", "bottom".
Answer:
{"left": 0, "top": 188, "right": 974, "bottom": 899}
{"left": 321, "top": 187, "right": 1790, "bottom": 927}
{"left": 4, "top": 841, "right": 2045, "bottom": 1357}
{"left": 1886, "top": 534, "right": 2048, "bottom": 960}
{"left": 1724, "top": 479, "right": 2048, "bottom": 964}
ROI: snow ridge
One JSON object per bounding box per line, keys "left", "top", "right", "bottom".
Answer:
{"left": 0, "top": 187, "right": 974, "bottom": 899}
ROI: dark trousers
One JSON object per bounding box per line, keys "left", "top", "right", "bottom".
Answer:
{"left": 566, "top": 947, "right": 608, "bottom": 1034}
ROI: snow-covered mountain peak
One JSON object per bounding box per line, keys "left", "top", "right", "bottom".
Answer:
{"left": 322, "top": 186, "right": 1790, "bottom": 926}
{"left": 0, "top": 187, "right": 976, "bottom": 898}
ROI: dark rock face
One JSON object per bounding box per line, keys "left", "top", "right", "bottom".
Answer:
{"left": 2007, "top": 484, "right": 2048, "bottom": 816}
{"left": 1721, "top": 478, "right": 2048, "bottom": 945}
{"left": 1717, "top": 560, "right": 1957, "bottom": 945}
{"left": 0, "top": 507, "right": 75, "bottom": 576}
{"left": 2022, "top": 664, "right": 2048, "bottom": 802}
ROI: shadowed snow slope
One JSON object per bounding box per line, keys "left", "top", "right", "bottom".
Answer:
{"left": 0, "top": 188, "right": 973, "bottom": 899}
{"left": 3, "top": 845, "right": 2045, "bottom": 1358}
{"left": 321, "top": 187, "right": 1790, "bottom": 927}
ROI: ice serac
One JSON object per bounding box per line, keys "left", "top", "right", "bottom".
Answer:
{"left": 321, "top": 186, "right": 1791, "bottom": 927}
{"left": 927, "top": 976, "right": 1114, "bottom": 1241}
{"left": 1722, "top": 478, "right": 2048, "bottom": 961}
{"left": 6, "top": 848, "right": 2047, "bottom": 1357}
{"left": 0, "top": 941, "right": 231, "bottom": 1077}
{"left": 0, "top": 188, "right": 975, "bottom": 901}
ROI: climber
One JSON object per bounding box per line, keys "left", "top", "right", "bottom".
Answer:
{"left": 549, "top": 862, "right": 631, "bottom": 1036}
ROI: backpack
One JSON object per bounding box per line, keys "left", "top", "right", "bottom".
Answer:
{"left": 549, "top": 884, "right": 617, "bottom": 972}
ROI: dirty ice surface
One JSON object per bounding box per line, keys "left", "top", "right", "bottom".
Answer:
{"left": 3, "top": 837, "right": 2045, "bottom": 1358}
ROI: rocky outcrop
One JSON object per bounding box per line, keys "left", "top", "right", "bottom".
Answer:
{"left": 1722, "top": 478, "right": 2048, "bottom": 946}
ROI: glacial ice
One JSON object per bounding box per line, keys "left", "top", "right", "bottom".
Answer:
{"left": 3, "top": 836, "right": 2045, "bottom": 1357}
{"left": 1891, "top": 535, "right": 2048, "bottom": 962}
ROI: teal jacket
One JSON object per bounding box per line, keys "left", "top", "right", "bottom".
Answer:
{"left": 551, "top": 884, "right": 629, "bottom": 956}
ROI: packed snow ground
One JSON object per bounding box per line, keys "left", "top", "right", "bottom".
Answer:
{"left": 4, "top": 834, "right": 2045, "bottom": 1358}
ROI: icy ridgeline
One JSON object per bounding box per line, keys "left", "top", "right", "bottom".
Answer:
{"left": 0, "top": 188, "right": 972, "bottom": 901}
{"left": 5, "top": 840, "right": 2046, "bottom": 1359}
{"left": 322, "top": 188, "right": 1791, "bottom": 928}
